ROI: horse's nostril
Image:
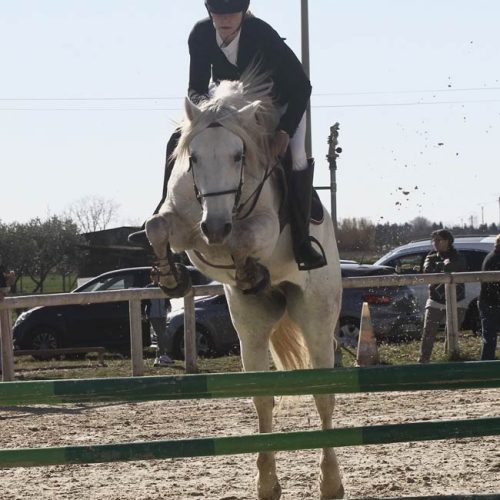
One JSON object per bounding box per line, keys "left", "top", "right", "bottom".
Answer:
{"left": 200, "top": 222, "right": 209, "bottom": 236}
{"left": 223, "top": 223, "right": 232, "bottom": 237}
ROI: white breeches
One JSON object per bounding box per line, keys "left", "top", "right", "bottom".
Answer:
{"left": 280, "top": 108, "right": 307, "bottom": 171}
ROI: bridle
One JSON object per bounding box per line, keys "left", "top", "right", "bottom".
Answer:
{"left": 188, "top": 121, "right": 281, "bottom": 220}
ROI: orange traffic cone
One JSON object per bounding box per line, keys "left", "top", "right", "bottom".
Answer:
{"left": 356, "top": 302, "right": 380, "bottom": 366}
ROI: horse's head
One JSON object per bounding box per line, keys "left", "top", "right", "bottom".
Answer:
{"left": 182, "top": 96, "right": 262, "bottom": 245}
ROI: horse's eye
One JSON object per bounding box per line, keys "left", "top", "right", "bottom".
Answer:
{"left": 234, "top": 153, "right": 243, "bottom": 163}
{"left": 190, "top": 154, "right": 198, "bottom": 164}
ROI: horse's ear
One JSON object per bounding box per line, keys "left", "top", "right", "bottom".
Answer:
{"left": 184, "top": 97, "right": 202, "bottom": 122}
{"left": 238, "top": 100, "right": 261, "bottom": 121}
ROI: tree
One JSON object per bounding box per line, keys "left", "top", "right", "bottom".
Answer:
{"left": 67, "top": 196, "right": 120, "bottom": 233}
{"left": 21, "top": 217, "right": 84, "bottom": 293}
{"left": 337, "top": 218, "right": 376, "bottom": 252}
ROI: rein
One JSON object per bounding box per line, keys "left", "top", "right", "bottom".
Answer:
{"left": 188, "top": 121, "right": 281, "bottom": 220}
{"left": 235, "top": 156, "right": 281, "bottom": 220}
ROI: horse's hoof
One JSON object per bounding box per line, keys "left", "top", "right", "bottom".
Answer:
{"left": 258, "top": 482, "right": 281, "bottom": 500}
{"left": 320, "top": 484, "right": 344, "bottom": 499}
{"left": 159, "top": 263, "right": 192, "bottom": 298}
{"left": 240, "top": 265, "right": 270, "bottom": 295}
{"left": 127, "top": 229, "right": 149, "bottom": 247}
{"left": 242, "top": 276, "right": 269, "bottom": 295}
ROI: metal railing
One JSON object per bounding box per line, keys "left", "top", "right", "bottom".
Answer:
{"left": 1, "top": 271, "right": 500, "bottom": 381}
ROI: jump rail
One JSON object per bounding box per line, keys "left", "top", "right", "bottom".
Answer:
{"left": 1, "top": 271, "right": 500, "bottom": 381}
{"left": 0, "top": 361, "right": 499, "bottom": 469}
{"left": 0, "top": 361, "right": 498, "bottom": 405}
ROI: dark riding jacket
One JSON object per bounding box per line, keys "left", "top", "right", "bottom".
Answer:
{"left": 188, "top": 16, "right": 312, "bottom": 138}
{"left": 479, "top": 247, "right": 500, "bottom": 305}
{"left": 423, "top": 247, "right": 466, "bottom": 304}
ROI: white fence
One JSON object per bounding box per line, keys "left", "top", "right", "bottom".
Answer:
{"left": 1, "top": 271, "right": 500, "bottom": 382}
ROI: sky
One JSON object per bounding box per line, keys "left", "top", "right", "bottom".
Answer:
{"left": 1, "top": 0, "right": 500, "bottom": 229}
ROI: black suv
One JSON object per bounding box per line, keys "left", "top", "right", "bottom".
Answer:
{"left": 12, "top": 266, "right": 211, "bottom": 355}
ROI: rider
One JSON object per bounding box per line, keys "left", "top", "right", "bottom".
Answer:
{"left": 132, "top": 0, "right": 326, "bottom": 270}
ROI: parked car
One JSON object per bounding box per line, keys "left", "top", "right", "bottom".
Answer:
{"left": 164, "top": 262, "right": 421, "bottom": 357}
{"left": 12, "top": 266, "right": 212, "bottom": 357}
{"left": 337, "top": 263, "right": 421, "bottom": 347}
{"left": 374, "top": 235, "right": 496, "bottom": 332}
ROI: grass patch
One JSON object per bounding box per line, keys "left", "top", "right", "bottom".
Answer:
{"left": 9, "top": 332, "right": 485, "bottom": 382}
{"left": 15, "top": 273, "right": 77, "bottom": 295}
{"left": 339, "top": 330, "right": 483, "bottom": 367}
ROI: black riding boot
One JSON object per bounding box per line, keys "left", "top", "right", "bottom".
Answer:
{"left": 128, "top": 129, "right": 181, "bottom": 246}
{"left": 288, "top": 158, "right": 327, "bottom": 270}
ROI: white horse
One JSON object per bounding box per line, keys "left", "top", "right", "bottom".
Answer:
{"left": 145, "top": 70, "right": 344, "bottom": 500}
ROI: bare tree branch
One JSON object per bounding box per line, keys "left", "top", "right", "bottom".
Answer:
{"left": 67, "top": 196, "right": 120, "bottom": 233}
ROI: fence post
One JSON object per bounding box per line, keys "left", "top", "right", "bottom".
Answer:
{"left": 444, "top": 283, "right": 460, "bottom": 360}
{"left": 0, "top": 309, "right": 15, "bottom": 381}
{"left": 183, "top": 290, "right": 198, "bottom": 374}
{"left": 129, "top": 299, "right": 144, "bottom": 376}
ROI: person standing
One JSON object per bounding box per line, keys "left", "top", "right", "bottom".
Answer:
{"left": 144, "top": 272, "right": 175, "bottom": 367}
{"left": 0, "top": 258, "right": 15, "bottom": 302}
{"left": 418, "top": 229, "right": 467, "bottom": 363}
{"left": 477, "top": 234, "right": 500, "bottom": 360}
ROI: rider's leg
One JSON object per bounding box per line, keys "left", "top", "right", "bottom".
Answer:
{"left": 286, "top": 114, "right": 327, "bottom": 270}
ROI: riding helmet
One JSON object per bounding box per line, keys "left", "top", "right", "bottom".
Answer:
{"left": 205, "top": 0, "right": 250, "bottom": 14}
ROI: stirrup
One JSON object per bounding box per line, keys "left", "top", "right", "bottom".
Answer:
{"left": 297, "top": 236, "right": 328, "bottom": 271}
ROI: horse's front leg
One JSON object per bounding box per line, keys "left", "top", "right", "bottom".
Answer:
{"left": 145, "top": 214, "right": 192, "bottom": 297}
{"left": 230, "top": 215, "right": 277, "bottom": 293}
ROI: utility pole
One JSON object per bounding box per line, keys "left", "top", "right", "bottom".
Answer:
{"left": 327, "top": 123, "right": 341, "bottom": 233}
{"left": 301, "top": 0, "right": 312, "bottom": 157}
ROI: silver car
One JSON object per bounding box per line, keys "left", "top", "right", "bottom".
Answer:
{"left": 374, "top": 235, "right": 496, "bottom": 332}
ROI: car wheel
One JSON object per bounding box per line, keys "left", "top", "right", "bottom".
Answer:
{"left": 338, "top": 318, "right": 360, "bottom": 348}
{"left": 28, "top": 326, "right": 60, "bottom": 360}
{"left": 173, "top": 326, "right": 215, "bottom": 359}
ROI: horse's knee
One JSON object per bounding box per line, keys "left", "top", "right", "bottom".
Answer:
{"left": 145, "top": 214, "right": 169, "bottom": 247}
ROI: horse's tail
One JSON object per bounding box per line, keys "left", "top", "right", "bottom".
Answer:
{"left": 269, "top": 313, "right": 310, "bottom": 371}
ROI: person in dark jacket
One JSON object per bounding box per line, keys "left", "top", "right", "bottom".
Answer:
{"left": 477, "top": 234, "right": 500, "bottom": 360}
{"left": 0, "top": 258, "right": 15, "bottom": 302}
{"left": 418, "top": 229, "right": 467, "bottom": 363}
{"left": 132, "top": 0, "right": 326, "bottom": 270}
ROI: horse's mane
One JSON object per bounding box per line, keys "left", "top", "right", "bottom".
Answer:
{"left": 174, "top": 65, "right": 279, "bottom": 168}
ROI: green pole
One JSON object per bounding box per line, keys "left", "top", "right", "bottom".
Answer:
{"left": 0, "top": 362, "right": 499, "bottom": 406}
{"left": 0, "top": 417, "right": 498, "bottom": 468}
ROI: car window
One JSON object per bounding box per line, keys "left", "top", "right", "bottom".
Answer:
{"left": 385, "top": 253, "right": 427, "bottom": 274}
{"left": 80, "top": 274, "right": 135, "bottom": 292}
{"left": 461, "top": 250, "right": 488, "bottom": 271}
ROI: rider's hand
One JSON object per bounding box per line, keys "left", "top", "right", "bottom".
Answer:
{"left": 271, "top": 130, "right": 290, "bottom": 158}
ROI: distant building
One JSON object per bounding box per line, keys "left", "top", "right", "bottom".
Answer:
{"left": 79, "top": 226, "right": 153, "bottom": 277}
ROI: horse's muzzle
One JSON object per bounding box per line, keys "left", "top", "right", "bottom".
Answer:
{"left": 200, "top": 220, "right": 233, "bottom": 245}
